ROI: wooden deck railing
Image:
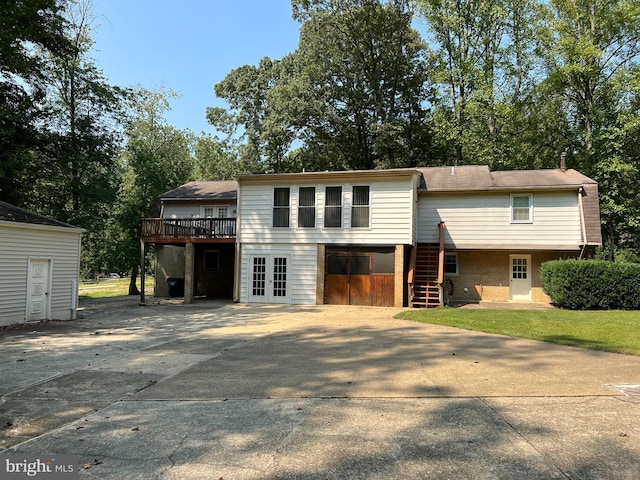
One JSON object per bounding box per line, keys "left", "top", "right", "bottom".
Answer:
{"left": 141, "top": 218, "right": 236, "bottom": 239}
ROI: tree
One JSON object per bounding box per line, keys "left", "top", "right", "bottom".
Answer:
{"left": 207, "top": 56, "right": 295, "bottom": 173}
{"left": 211, "top": 0, "right": 433, "bottom": 172}
{"left": 545, "top": 0, "right": 640, "bottom": 170}
{"left": 35, "top": 0, "right": 126, "bottom": 275}
{"left": 544, "top": 0, "right": 640, "bottom": 258}
{"left": 419, "top": 0, "right": 548, "bottom": 167}
{"left": 0, "top": 0, "right": 71, "bottom": 205}
{"left": 112, "top": 88, "right": 196, "bottom": 294}
{"left": 194, "top": 134, "right": 256, "bottom": 180}
{"left": 291, "top": 0, "right": 432, "bottom": 170}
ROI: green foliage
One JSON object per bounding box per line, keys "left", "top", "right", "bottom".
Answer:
{"left": 107, "top": 87, "right": 197, "bottom": 292}
{"left": 0, "top": 0, "right": 71, "bottom": 206}
{"left": 211, "top": 0, "right": 433, "bottom": 171}
{"left": 541, "top": 259, "right": 640, "bottom": 310}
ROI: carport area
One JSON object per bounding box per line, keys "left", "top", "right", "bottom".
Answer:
{"left": 1, "top": 298, "right": 639, "bottom": 479}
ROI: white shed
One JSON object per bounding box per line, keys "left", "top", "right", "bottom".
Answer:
{"left": 0, "top": 201, "right": 84, "bottom": 326}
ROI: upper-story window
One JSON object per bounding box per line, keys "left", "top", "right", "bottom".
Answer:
{"left": 324, "top": 186, "right": 342, "bottom": 228}
{"left": 298, "top": 186, "right": 316, "bottom": 228}
{"left": 201, "top": 206, "right": 234, "bottom": 218}
{"left": 273, "top": 187, "right": 290, "bottom": 227}
{"left": 511, "top": 194, "right": 533, "bottom": 223}
{"left": 351, "top": 185, "right": 370, "bottom": 228}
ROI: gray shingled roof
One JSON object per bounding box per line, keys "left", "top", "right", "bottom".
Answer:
{"left": 159, "top": 181, "right": 238, "bottom": 200}
{"left": 0, "top": 201, "right": 82, "bottom": 229}
{"left": 417, "top": 166, "right": 596, "bottom": 191}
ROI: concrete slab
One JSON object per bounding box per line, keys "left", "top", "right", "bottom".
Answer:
{"left": 1, "top": 298, "right": 640, "bottom": 479}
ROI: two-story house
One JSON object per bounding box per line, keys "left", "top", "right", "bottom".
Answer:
{"left": 141, "top": 165, "right": 601, "bottom": 307}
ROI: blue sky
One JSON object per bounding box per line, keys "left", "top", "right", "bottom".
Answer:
{"left": 91, "top": 1, "right": 301, "bottom": 134}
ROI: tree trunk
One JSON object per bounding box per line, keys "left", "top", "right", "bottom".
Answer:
{"left": 129, "top": 264, "right": 141, "bottom": 295}
{"left": 607, "top": 221, "right": 615, "bottom": 262}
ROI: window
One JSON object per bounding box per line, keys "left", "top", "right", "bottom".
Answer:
{"left": 324, "top": 186, "right": 342, "bottom": 228}
{"left": 351, "top": 185, "right": 370, "bottom": 228}
{"left": 273, "top": 188, "right": 290, "bottom": 227}
{"left": 204, "top": 250, "right": 220, "bottom": 270}
{"left": 298, "top": 187, "right": 316, "bottom": 228}
{"left": 201, "top": 206, "right": 229, "bottom": 218}
{"left": 511, "top": 194, "right": 533, "bottom": 223}
{"left": 444, "top": 253, "right": 458, "bottom": 275}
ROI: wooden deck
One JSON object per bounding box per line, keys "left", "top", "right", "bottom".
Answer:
{"left": 141, "top": 218, "right": 236, "bottom": 243}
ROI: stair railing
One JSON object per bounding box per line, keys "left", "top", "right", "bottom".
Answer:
{"left": 408, "top": 243, "right": 417, "bottom": 307}
{"left": 437, "top": 221, "right": 446, "bottom": 306}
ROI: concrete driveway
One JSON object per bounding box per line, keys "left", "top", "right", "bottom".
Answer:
{"left": 1, "top": 297, "right": 639, "bottom": 479}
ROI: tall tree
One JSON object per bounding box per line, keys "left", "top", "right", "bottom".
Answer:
{"left": 291, "top": 0, "right": 432, "bottom": 169}
{"left": 0, "top": 0, "right": 71, "bottom": 205}
{"left": 419, "top": 0, "right": 547, "bottom": 167}
{"left": 35, "top": 0, "right": 126, "bottom": 275}
{"left": 545, "top": 0, "right": 640, "bottom": 170}
{"left": 207, "top": 56, "right": 294, "bottom": 172}
{"left": 211, "top": 0, "right": 433, "bottom": 172}
{"left": 112, "top": 88, "right": 196, "bottom": 294}
{"left": 194, "top": 134, "right": 256, "bottom": 180}
{"left": 544, "top": 0, "right": 640, "bottom": 257}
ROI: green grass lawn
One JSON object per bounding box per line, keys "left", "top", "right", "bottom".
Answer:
{"left": 79, "top": 277, "right": 154, "bottom": 299}
{"left": 395, "top": 308, "right": 640, "bottom": 356}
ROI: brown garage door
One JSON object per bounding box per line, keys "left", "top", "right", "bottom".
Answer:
{"left": 324, "top": 247, "right": 394, "bottom": 306}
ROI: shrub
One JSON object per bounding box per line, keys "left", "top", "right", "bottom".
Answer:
{"left": 541, "top": 259, "right": 640, "bottom": 310}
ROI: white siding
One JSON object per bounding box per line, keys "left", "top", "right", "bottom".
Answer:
{"left": 238, "top": 178, "right": 414, "bottom": 245}
{"left": 240, "top": 243, "right": 317, "bottom": 305}
{"left": 417, "top": 192, "right": 582, "bottom": 248}
{"left": 163, "top": 201, "right": 237, "bottom": 219}
{"left": 0, "top": 223, "right": 82, "bottom": 326}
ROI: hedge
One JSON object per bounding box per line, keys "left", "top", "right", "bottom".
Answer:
{"left": 541, "top": 259, "right": 640, "bottom": 310}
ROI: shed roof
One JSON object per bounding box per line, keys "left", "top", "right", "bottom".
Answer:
{"left": 0, "top": 201, "right": 82, "bottom": 230}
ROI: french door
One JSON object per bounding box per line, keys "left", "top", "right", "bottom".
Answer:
{"left": 249, "top": 255, "right": 291, "bottom": 303}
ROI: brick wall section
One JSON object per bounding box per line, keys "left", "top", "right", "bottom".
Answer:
{"left": 447, "top": 250, "right": 577, "bottom": 303}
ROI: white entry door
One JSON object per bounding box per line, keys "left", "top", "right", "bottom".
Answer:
{"left": 248, "top": 255, "right": 291, "bottom": 303}
{"left": 27, "top": 259, "right": 51, "bottom": 321}
{"left": 510, "top": 255, "right": 532, "bottom": 301}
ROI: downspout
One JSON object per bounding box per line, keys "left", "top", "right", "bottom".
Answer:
{"left": 438, "top": 222, "right": 445, "bottom": 306}
{"left": 233, "top": 183, "right": 242, "bottom": 302}
{"left": 577, "top": 187, "right": 588, "bottom": 259}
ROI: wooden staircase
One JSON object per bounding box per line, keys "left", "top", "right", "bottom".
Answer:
{"left": 409, "top": 223, "right": 445, "bottom": 308}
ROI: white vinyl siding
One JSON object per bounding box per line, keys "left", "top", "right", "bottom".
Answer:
{"left": 239, "top": 244, "right": 317, "bottom": 304}
{"left": 238, "top": 178, "right": 414, "bottom": 245}
{"left": 417, "top": 192, "right": 582, "bottom": 248}
{"left": 0, "top": 223, "right": 82, "bottom": 326}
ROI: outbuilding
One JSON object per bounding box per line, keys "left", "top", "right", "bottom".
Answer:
{"left": 0, "top": 201, "right": 84, "bottom": 326}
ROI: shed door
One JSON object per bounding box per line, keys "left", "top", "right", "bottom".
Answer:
{"left": 28, "top": 259, "right": 50, "bottom": 321}
{"left": 510, "top": 255, "right": 532, "bottom": 301}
